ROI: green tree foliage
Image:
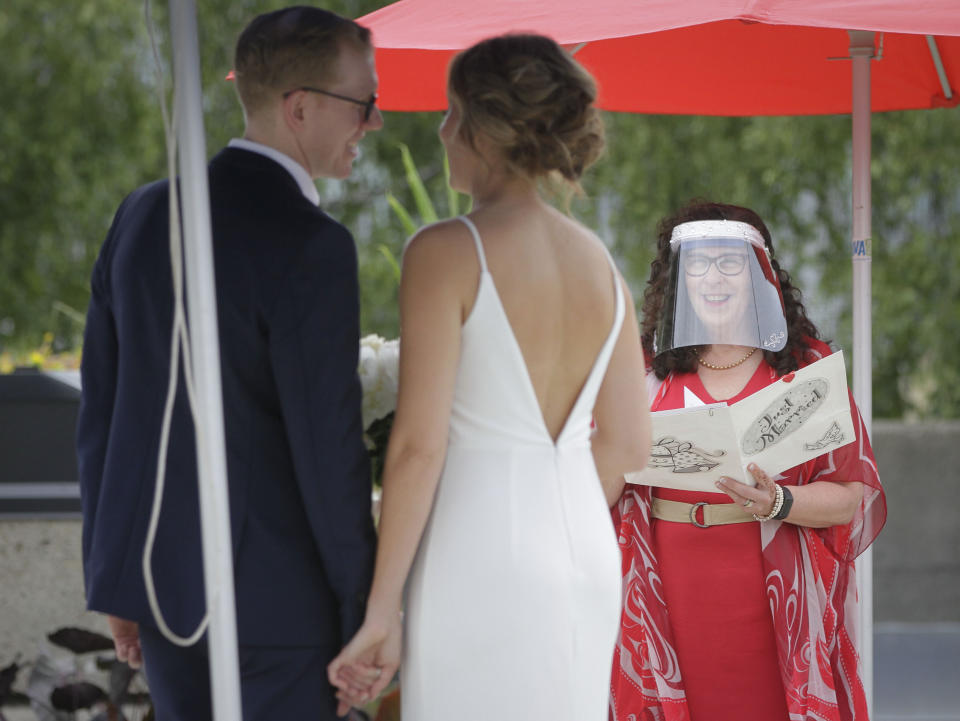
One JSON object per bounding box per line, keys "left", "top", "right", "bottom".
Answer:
{"left": 1, "top": 1, "right": 957, "bottom": 417}
{"left": 867, "top": 110, "right": 960, "bottom": 417}
{"left": 577, "top": 110, "right": 960, "bottom": 418}
{"left": 0, "top": 2, "right": 165, "bottom": 349}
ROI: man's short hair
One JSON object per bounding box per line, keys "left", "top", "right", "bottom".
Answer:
{"left": 234, "top": 6, "right": 372, "bottom": 116}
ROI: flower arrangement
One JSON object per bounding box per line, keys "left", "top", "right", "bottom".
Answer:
{"left": 358, "top": 334, "right": 399, "bottom": 487}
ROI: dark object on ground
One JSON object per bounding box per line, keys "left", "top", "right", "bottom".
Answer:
{"left": 51, "top": 681, "right": 107, "bottom": 711}
{"left": 48, "top": 627, "right": 114, "bottom": 654}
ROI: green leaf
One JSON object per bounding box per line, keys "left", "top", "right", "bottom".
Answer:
{"left": 398, "top": 142, "right": 438, "bottom": 224}
{"left": 386, "top": 192, "right": 417, "bottom": 236}
{"left": 377, "top": 243, "right": 402, "bottom": 285}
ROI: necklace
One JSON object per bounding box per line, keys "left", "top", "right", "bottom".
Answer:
{"left": 696, "top": 347, "right": 757, "bottom": 370}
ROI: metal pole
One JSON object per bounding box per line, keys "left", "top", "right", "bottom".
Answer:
{"left": 848, "top": 28, "right": 874, "bottom": 718}
{"left": 926, "top": 35, "right": 955, "bottom": 101}
{"left": 170, "top": 2, "right": 243, "bottom": 719}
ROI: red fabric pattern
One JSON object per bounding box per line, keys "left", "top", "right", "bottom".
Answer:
{"left": 610, "top": 340, "right": 886, "bottom": 721}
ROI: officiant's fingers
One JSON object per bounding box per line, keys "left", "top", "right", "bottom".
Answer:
{"left": 715, "top": 476, "right": 765, "bottom": 509}
{"left": 715, "top": 476, "right": 750, "bottom": 499}
{"left": 747, "top": 463, "right": 778, "bottom": 498}
{"left": 748, "top": 462, "right": 772, "bottom": 485}
{"left": 747, "top": 464, "right": 779, "bottom": 513}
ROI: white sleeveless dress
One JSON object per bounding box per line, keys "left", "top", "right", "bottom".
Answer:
{"left": 401, "top": 216, "right": 625, "bottom": 720}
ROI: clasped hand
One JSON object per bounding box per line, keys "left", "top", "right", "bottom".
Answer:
{"left": 327, "top": 613, "right": 402, "bottom": 717}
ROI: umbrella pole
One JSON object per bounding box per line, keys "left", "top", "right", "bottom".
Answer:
{"left": 848, "top": 29, "right": 874, "bottom": 717}
{"left": 170, "top": 1, "right": 243, "bottom": 719}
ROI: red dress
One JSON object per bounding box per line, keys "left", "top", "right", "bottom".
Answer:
{"left": 611, "top": 340, "right": 886, "bottom": 721}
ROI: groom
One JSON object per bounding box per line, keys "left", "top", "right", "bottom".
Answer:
{"left": 77, "top": 7, "right": 381, "bottom": 720}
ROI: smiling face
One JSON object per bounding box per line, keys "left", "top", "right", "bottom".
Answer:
{"left": 682, "top": 244, "right": 754, "bottom": 342}
{"left": 298, "top": 41, "right": 383, "bottom": 180}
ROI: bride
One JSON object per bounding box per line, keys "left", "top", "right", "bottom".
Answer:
{"left": 328, "top": 33, "right": 651, "bottom": 720}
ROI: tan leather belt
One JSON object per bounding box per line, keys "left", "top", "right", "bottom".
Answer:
{"left": 651, "top": 497, "right": 755, "bottom": 529}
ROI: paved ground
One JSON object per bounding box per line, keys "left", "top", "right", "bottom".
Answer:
{"left": 875, "top": 623, "right": 960, "bottom": 721}
{"left": 2, "top": 619, "right": 955, "bottom": 720}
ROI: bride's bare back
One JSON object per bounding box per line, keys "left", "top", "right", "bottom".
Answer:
{"left": 462, "top": 202, "right": 616, "bottom": 441}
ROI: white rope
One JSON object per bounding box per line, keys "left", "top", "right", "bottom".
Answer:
{"left": 140, "top": 0, "right": 209, "bottom": 647}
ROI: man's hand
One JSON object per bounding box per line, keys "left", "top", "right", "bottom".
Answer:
{"left": 328, "top": 613, "right": 402, "bottom": 717}
{"left": 107, "top": 615, "right": 142, "bottom": 669}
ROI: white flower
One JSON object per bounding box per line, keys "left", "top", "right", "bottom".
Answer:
{"left": 358, "top": 334, "right": 400, "bottom": 429}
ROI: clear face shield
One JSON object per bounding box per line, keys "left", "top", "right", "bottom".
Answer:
{"left": 654, "top": 220, "right": 788, "bottom": 356}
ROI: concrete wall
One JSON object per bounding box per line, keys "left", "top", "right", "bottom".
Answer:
{"left": 872, "top": 420, "right": 960, "bottom": 623}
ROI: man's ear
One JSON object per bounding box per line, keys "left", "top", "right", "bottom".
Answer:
{"left": 282, "top": 90, "right": 306, "bottom": 131}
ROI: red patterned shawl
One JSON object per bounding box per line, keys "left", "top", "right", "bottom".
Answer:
{"left": 611, "top": 341, "right": 887, "bottom": 721}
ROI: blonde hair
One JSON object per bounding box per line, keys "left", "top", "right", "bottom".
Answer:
{"left": 233, "top": 6, "right": 371, "bottom": 116}
{"left": 447, "top": 34, "right": 605, "bottom": 190}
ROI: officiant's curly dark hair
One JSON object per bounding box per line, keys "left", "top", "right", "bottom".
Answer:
{"left": 642, "top": 200, "right": 824, "bottom": 380}
{"left": 446, "top": 34, "right": 605, "bottom": 190}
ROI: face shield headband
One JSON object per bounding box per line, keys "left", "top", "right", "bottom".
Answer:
{"left": 653, "top": 220, "right": 788, "bottom": 357}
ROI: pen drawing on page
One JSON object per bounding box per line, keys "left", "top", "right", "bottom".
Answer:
{"left": 648, "top": 436, "right": 727, "bottom": 474}
{"left": 804, "top": 421, "right": 846, "bottom": 451}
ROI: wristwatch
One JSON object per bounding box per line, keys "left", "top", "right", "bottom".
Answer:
{"left": 773, "top": 486, "right": 794, "bottom": 520}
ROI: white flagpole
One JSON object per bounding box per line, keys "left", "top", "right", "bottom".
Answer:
{"left": 848, "top": 29, "right": 875, "bottom": 718}
{"left": 169, "top": 2, "right": 243, "bottom": 719}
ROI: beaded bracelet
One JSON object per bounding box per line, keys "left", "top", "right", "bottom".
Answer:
{"left": 774, "top": 486, "right": 794, "bottom": 520}
{"left": 753, "top": 483, "right": 784, "bottom": 522}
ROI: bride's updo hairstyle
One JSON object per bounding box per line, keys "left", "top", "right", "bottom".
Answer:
{"left": 447, "top": 34, "right": 605, "bottom": 189}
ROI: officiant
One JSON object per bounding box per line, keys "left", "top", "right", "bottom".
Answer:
{"left": 610, "top": 201, "right": 886, "bottom": 721}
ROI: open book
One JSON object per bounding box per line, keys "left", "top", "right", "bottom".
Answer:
{"left": 626, "top": 351, "right": 855, "bottom": 491}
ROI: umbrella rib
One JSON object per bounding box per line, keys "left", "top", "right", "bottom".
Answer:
{"left": 926, "top": 35, "right": 954, "bottom": 100}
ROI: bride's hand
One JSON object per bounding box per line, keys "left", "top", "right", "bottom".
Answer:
{"left": 327, "top": 613, "right": 402, "bottom": 716}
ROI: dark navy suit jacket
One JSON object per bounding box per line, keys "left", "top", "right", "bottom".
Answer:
{"left": 77, "top": 147, "right": 376, "bottom": 647}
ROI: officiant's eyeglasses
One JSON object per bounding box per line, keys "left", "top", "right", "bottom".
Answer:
{"left": 683, "top": 253, "right": 748, "bottom": 277}
{"left": 285, "top": 86, "right": 378, "bottom": 122}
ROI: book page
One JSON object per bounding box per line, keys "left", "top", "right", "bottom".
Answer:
{"left": 727, "top": 350, "right": 855, "bottom": 477}
{"left": 626, "top": 352, "right": 855, "bottom": 489}
{"left": 625, "top": 403, "right": 748, "bottom": 491}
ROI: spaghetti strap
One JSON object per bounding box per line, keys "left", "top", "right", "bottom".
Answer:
{"left": 457, "top": 216, "right": 488, "bottom": 273}
{"left": 600, "top": 244, "right": 625, "bottom": 349}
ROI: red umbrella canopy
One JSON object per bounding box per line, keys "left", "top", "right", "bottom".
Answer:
{"left": 359, "top": 0, "right": 960, "bottom": 114}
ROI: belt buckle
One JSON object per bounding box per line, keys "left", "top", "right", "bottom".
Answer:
{"left": 689, "top": 501, "right": 710, "bottom": 528}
